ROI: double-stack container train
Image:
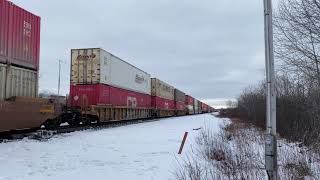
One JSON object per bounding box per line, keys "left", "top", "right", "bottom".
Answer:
{"left": 151, "top": 78, "right": 175, "bottom": 117}
{"left": 0, "top": 0, "right": 215, "bottom": 134}
{"left": 174, "top": 89, "right": 186, "bottom": 116}
{"left": 0, "top": 0, "right": 61, "bottom": 133}
{"left": 185, "top": 95, "right": 195, "bottom": 115}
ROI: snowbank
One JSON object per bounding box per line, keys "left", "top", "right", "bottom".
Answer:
{"left": 0, "top": 114, "right": 224, "bottom": 180}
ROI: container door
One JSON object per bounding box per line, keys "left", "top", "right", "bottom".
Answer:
{"left": 5, "top": 66, "right": 37, "bottom": 99}
{"left": 71, "top": 48, "right": 101, "bottom": 85}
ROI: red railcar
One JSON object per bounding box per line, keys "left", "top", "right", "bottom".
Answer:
{"left": 0, "top": 0, "right": 40, "bottom": 70}
{"left": 0, "top": 0, "right": 9, "bottom": 63}
{"left": 174, "top": 89, "right": 186, "bottom": 116}
{"left": 70, "top": 84, "right": 152, "bottom": 108}
{"left": 202, "top": 103, "right": 208, "bottom": 113}
{"left": 151, "top": 96, "right": 175, "bottom": 110}
{"left": 185, "top": 95, "right": 194, "bottom": 115}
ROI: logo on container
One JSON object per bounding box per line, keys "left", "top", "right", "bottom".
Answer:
{"left": 77, "top": 54, "right": 96, "bottom": 61}
{"left": 23, "top": 21, "right": 32, "bottom": 37}
{"left": 127, "top": 97, "right": 137, "bottom": 107}
{"left": 135, "top": 74, "right": 145, "bottom": 84}
{"left": 164, "top": 102, "right": 169, "bottom": 109}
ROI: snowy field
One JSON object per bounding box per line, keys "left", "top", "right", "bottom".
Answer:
{"left": 0, "top": 114, "right": 224, "bottom": 180}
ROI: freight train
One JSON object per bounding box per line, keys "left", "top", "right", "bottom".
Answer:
{"left": 0, "top": 0, "right": 215, "bottom": 134}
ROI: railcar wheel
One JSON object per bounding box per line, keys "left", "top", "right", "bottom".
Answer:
{"left": 67, "top": 113, "right": 80, "bottom": 126}
{"left": 43, "top": 119, "right": 59, "bottom": 129}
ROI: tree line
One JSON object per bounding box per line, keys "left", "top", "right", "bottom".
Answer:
{"left": 231, "top": 0, "right": 320, "bottom": 146}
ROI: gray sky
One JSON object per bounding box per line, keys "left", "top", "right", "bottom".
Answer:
{"left": 11, "top": 0, "right": 269, "bottom": 101}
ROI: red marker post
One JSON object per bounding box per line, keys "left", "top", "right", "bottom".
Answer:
{"left": 178, "top": 132, "right": 189, "bottom": 154}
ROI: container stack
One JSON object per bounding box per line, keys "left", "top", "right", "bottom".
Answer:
{"left": 201, "top": 103, "right": 208, "bottom": 113}
{"left": 0, "top": 0, "right": 40, "bottom": 101}
{"left": 151, "top": 78, "right": 175, "bottom": 116}
{"left": 185, "top": 95, "right": 195, "bottom": 115}
{"left": 194, "top": 99, "right": 200, "bottom": 114}
{"left": 174, "top": 89, "right": 185, "bottom": 116}
{"left": 69, "top": 48, "right": 152, "bottom": 109}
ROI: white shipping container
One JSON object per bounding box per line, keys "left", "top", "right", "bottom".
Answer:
{"left": 0, "top": 64, "right": 38, "bottom": 101}
{"left": 71, "top": 48, "right": 151, "bottom": 95}
{"left": 151, "top": 78, "right": 174, "bottom": 100}
{"left": 187, "top": 105, "right": 194, "bottom": 114}
{"left": 0, "top": 63, "right": 6, "bottom": 101}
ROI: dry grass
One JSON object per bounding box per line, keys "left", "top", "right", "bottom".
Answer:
{"left": 174, "top": 119, "right": 320, "bottom": 180}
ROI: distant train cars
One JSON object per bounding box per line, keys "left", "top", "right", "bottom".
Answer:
{"left": 0, "top": 0, "right": 215, "bottom": 134}
{"left": 68, "top": 48, "right": 215, "bottom": 123}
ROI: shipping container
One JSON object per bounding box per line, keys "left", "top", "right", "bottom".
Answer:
{"left": 70, "top": 84, "right": 152, "bottom": 108}
{"left": 194, "top": 99, "right": 200, "bottom": 114}
{"left": 151, "top": 78, "right": 174, "bottom": 100}
{"left": 0, "top": 0, "right": 41, "bottom": 70}
{"left": 0, "top": 0, "right": 9, "bottom": 63}
{"left": 202, "top": 103, "right": 208, "bottom": 113}
{"left": 174, "top": 89, "right": 185, "bottom": 102}
{"left": 174, "top": 101, "right": 185, "bottom": 110}
{"left": 185, "top": 95, "right": 194, "bottom": 114}
{"left": 5, "top": 65, "right": 38, "bottom": 100}
{"left": 0, "top": 63, "right": 6, "bottom": 100}
{"left": 0, "top": 64, "right": 38, "bottom": 101}
{"left": 71, "top": 48, "right": 151, "bottom": 95}
{"left": 0, "top": 97, "right": 60, "bottom": 133}
{"left": 151, "top": 96, "right": 175, "bottom": 110}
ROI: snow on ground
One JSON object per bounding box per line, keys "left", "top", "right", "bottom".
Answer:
{"left": 0, "top": 114, "right": 224, "bottom": 180}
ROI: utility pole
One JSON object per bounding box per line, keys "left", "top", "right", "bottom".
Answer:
{"left": 58, "top": 59, "right": 62, "bottom": 96}
{"left": 263, "top": 0, "right": 277, "bottom": 179}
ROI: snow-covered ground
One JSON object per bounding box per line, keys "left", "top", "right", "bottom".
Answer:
{"left": 0, "top": 114, "right": 224, "bottom": 180}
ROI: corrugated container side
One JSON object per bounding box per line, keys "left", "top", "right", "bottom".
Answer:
{"left": 174, "top": 89, "right": 185, "bottom": 102}
{"left": 194, "top": 99, "right": 200, "bottom": 114}
{"left": 71, "top": 48, "right": 101, "bottom": 85}
{"left": 202, "top": 103, "right": 208, "bottom": 112}
{"left": 151, "top": 96, "right": 175, "bottom": 110}
{"left": 105, "top": 51, "right": 151, "bottom": 95}
{"left": 174, "top": 101, "right": 185, "bottom": 110}
{"left": 0, "top": 63, "right": 6, "bottom": 100}
{"left": 185, "top": 95, "right": 194, "bottom": 114}
{"left": 70, "top": 84, "right": 152, "bottom": 108}
{"left": 5, "top": 65, "right": 38, "bottom": 99}
{"left": 185, "top": 95, "right": 194, "bottom": 105}
{"left": 0, "top": 0, "right": 9, "bottom": 63}
{"left": 71, "top": 48, "right": 151, "bottom": 95}
{"left": 151, "top": 78, "right": 174, "bottom": 100}
{"left": 8, "top": 2, "right": 41, "bottom": 70}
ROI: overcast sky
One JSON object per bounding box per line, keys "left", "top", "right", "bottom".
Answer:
{"left": 11, "top": 0, "right": 273, "bottom": 102}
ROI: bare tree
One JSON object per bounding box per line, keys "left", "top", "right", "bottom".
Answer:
{"left": 274, "top": 0, "right": 320, "bottom": 86}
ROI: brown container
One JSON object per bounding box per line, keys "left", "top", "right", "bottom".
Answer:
{"left": 174, "top": 89, "right": 185, "bottom": 103}
{"left": 0, "top": 97, "right": 59, "bottom": 133}
{"left": 151, "top": 78, "right": 174, "bottom": 100}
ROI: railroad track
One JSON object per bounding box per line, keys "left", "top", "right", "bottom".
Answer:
{"left": 0, "top": 116, "right": 173, "bottom": 142}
